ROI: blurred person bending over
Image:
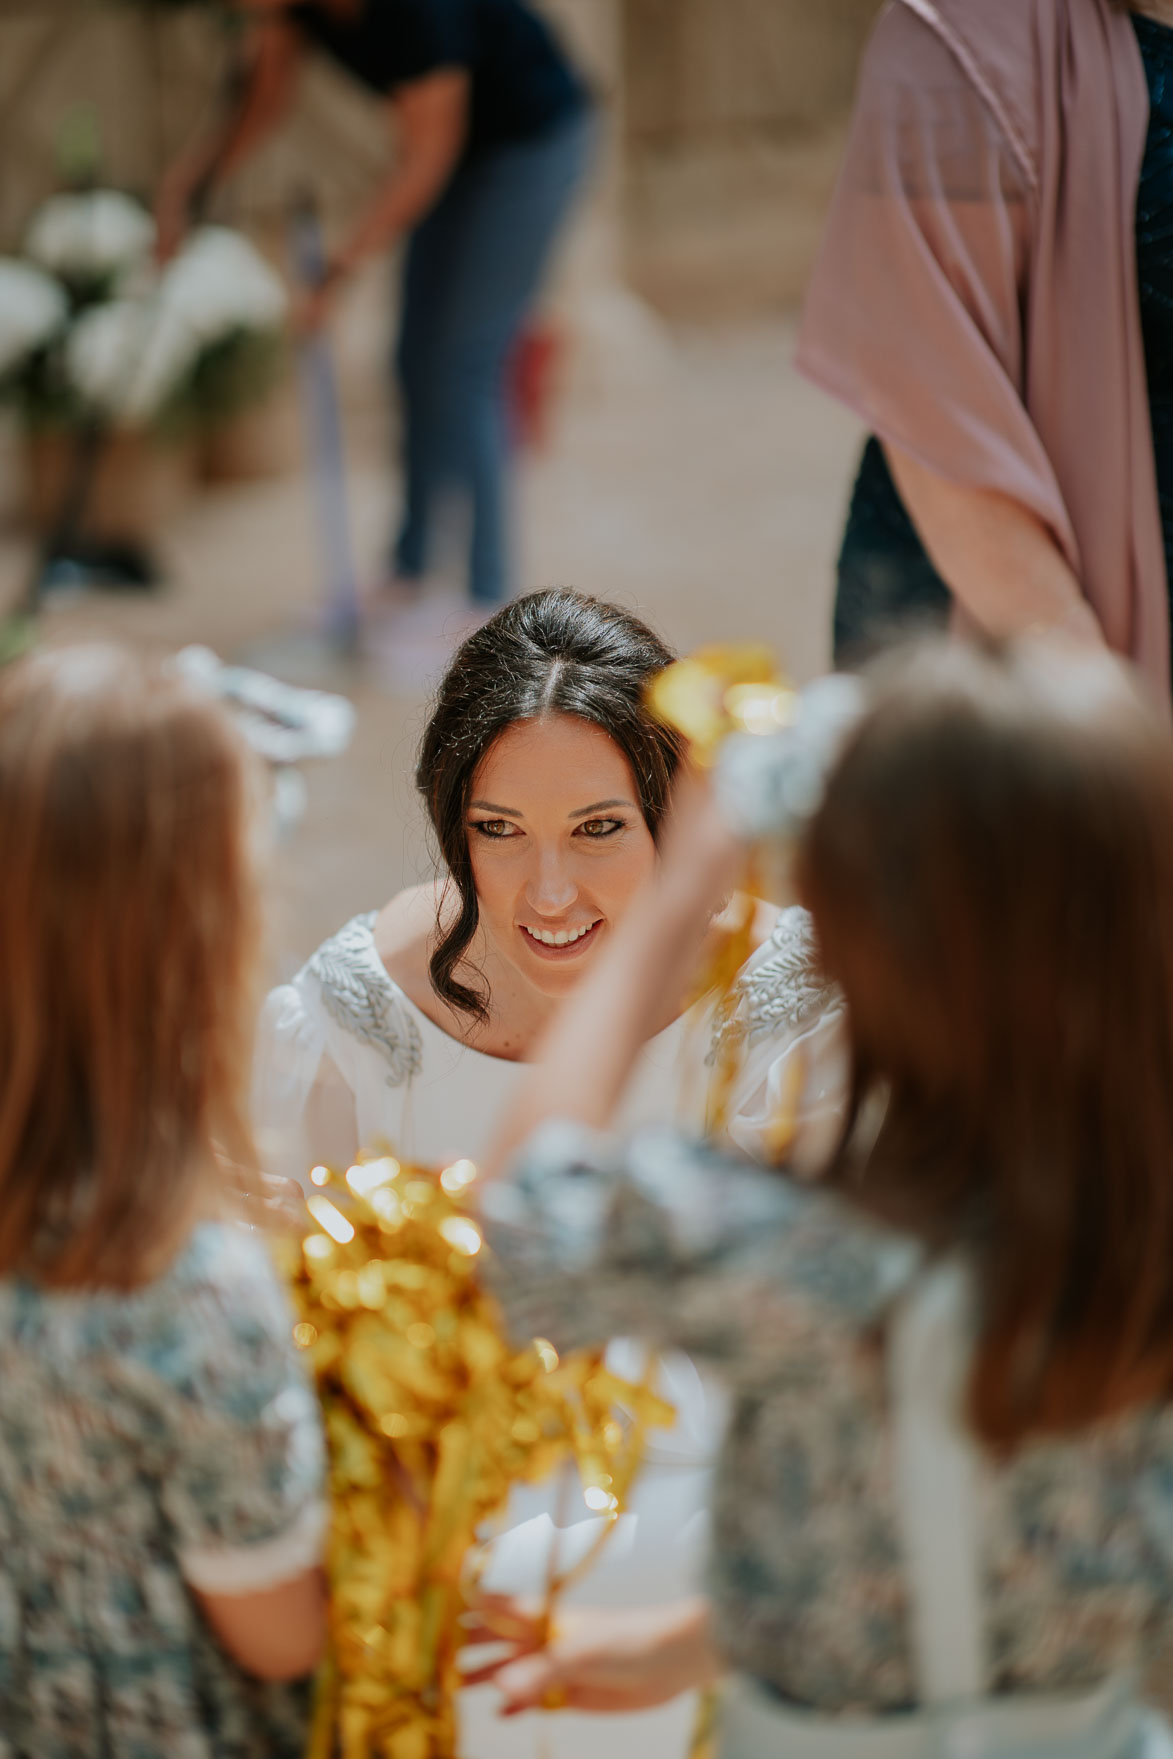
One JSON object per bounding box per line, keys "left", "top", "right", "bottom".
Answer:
{"left": 158, "top": 0, "right": 592, "bottom": 621}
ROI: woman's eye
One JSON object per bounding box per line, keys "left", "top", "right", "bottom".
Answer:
{"left": 470, "top": 819, "right": 519, "bottom": 839}
{"left": 577, "top": 818, "right": 624, "bottom": 839}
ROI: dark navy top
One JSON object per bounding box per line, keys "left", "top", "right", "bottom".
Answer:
{"left": 835, "top": 15, "right": 1173, "bottom": 668}
{"left": 289, "top": 0, "right": 588, "bottom": 158}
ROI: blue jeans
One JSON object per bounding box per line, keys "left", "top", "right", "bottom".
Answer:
{"left": 393, "top": 109, "right": 593, "bottom": 603}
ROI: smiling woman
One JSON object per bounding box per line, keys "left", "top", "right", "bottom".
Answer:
{"left": 253, "top": 591, "right": 841, "bottom": 1168}
{"left": 252, "top": 590, "right": 849, "bottom": 1757}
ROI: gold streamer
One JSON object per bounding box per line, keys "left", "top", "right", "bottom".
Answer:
{"left": 648, "top": 644, "right": 800, "bottom": 1144}
{"left": 647, "top": 645, "right": 796, "bottom": 767}
{"left": 282, "top": 1152, "right": 674, "bottom": 1758}
{"left": 649, "top": 646, "right": 810, "bottom": 1759}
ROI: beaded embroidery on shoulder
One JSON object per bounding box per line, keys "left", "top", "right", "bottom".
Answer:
{"left": 306, "top": 911, "right": 423, "bottom": 1087}
{"left": 711, "top": 907, "right": 839, "bottom": 1061}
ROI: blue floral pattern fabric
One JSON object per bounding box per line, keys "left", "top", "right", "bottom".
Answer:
{"left": 484, "top": 1127, "right": 1173, "bottom": 1713}
{"left": 0, "top": 1222, "right": 325, "bottom": 1757}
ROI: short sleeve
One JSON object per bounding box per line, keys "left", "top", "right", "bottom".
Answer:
{"left": 721, "top": 909, "right": 849, "bottom": 1176}
{"left": 385, "top": 0, "right": 475, "bottom": 82}
{"left": 252, "top": 980, "right": 328, "bottom": 1171}
{"left": 482, "top": 1123, "right": 920, "bottom": 1383}
{"left": 253, "top": 978, "right": 364, "bottom": 1184}
{"left": 796, "top": 6, "right": 1074, "bottom": 558}
{"left": 158, "top": 1229, "right": 327, "bottom": 1596}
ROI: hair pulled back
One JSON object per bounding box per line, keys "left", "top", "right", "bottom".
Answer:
{"left": 416, "top": 589, "right": 684, "bottom": 1021}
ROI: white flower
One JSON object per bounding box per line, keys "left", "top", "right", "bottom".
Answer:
{"left": 160, "top": 226, "right": 288, "bottom": 342}
{"left": 66, "top": 296, "right": 202, "bottom": 424}
{"left": 0, "top": 259, "right": 67, "bottom": 376}
{"left": 25, "top": 190, "right": 155, "bottom": 283}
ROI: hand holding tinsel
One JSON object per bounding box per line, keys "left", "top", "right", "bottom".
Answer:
{"left": 281, "top": 1152, "right": 674, "bottom": 1759}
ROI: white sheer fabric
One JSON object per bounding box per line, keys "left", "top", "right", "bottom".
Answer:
{"left": 252, "top": 904, "right": 845, "bottom": 1759}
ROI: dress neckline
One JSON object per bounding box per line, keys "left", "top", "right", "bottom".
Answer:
{"left": 349, "top": 911, "right": 691, "bottom": 1071}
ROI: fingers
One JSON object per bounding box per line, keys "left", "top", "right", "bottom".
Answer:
{"left": 261, "top": 1172, "right": 310, "bottom": 1230}
{"left": 461, "top": 1593, "right": 542, "bottom": 1645}
{"left": 458, "top": 1593, "right": 545, "bottom": 1685}
{"left": 492, "top": 1649, "right": 565, "bottom": 1717}
{"left": 459, "top": 1649, "right": 528, "bottom": 1690}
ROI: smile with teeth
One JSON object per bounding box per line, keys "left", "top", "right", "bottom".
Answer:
{"left": 521, "top": 920, "right": 601, "bottom": 948}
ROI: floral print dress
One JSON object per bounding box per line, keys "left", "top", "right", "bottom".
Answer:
{"left": 483, "top": 1127, "right": 1173, "bottom": 1713}
{"left": 0, "top": 1223, "right": 326, "bottom": 1758}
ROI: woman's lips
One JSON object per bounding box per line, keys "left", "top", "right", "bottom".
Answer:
{"left": 518, "top": 919, "right": 603, "bottom": 961}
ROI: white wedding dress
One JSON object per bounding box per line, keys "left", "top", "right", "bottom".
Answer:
{"left": 253, "top": 906, "right": 845, "bottom": 1759}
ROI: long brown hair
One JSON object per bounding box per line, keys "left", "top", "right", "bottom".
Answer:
{"left": 798, "top": 637, "right": 1173, "bottom": 1451}
{"left": 415, "top": 590, "right": 684, "bottom": 1022}
{"left": 0, "top": 643, "right": 260, "bottom": 1289}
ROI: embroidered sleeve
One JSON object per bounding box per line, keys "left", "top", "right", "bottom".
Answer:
{"left": 713, "top": 907, "right": 839, "bottom": 1059}
{"left": 306, "top": 912, "right": 424, "bottom": 1089}
{"left": 716, "top": 908, "right": 849, "bottom": 1173}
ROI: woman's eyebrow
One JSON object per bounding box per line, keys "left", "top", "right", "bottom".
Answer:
{"left": 569, "top": 799, "right": 634, "bottom": 818}
{"left": 469, "top": 800, "right": 523, "bottom": 817}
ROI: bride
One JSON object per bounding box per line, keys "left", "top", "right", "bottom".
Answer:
{"left": 253, "top": 588, "right": 844, "bottom": 1756}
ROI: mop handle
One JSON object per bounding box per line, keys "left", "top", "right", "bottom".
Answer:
{"left": 290, "top": 192, "right": 362, "bottom": 650}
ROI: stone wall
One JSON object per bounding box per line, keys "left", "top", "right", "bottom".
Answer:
{"left": 622, "top": 0, "right": 882, "bottom": 317}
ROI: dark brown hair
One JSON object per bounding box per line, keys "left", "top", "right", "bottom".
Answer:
{"left": 798, "top": 637, "right": 1173, "bottom": 1450}
{"left": 0, "top": 643, "right": 259, "bottom": 1289}
{"left": 415, "top": 590, "right": 684, "bottom": 1021}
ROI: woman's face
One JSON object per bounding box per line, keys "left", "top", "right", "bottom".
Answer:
{"left": 466, "top": 714, "right": 658, "bottom": 1000}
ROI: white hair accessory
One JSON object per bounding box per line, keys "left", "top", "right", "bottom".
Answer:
{"left": 714, "top": 673, "right": 866, "bottom": 843}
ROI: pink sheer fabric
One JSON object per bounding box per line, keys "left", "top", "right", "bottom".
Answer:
{"left": 797, "top": 0, "right": 1167, "bottom": 699}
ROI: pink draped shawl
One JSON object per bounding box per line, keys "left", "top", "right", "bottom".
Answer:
{"left": 797, "top": 0, "right": 1167, "bottom": 697}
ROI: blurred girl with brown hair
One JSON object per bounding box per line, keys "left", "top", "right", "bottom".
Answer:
{"left": 0, "top": 645, "right": 326, "bottom": 1756}
{"left": 473, "top": 636, "right": 1173, "bottom": 1756}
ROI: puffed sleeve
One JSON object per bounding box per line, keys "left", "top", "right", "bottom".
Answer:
{"left": 721, "top": 908, "right": 849, "bottom": 1177}
{"left": 481, "top": 1123, "right": 919, "bottom": 1384}
{"left": 252, "top": 977, "right": 362, "bottom": 1185}
{"left": 796, "top": 5, "right": 1076, "bottom": 562}
{"left": 158, "top": 1228, "right": 328, "bottom": 1596}
{"left": 252, "top": 980, "right": 326, "bottom": 1169}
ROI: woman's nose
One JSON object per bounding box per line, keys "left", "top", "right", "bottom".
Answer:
{"left": 525, "top": 847, "right": 577, "bottom": 915}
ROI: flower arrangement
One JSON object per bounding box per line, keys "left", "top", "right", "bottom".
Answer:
{"left": 0, "top": 188, "right": 289, "bottom": 436}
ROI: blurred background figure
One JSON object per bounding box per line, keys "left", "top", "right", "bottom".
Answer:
{"left": 157, "top": 0, "right": 595, "bottom": 641}
{"left": 798, "top": 0, "right": 1171, "bottom": 693}
{"left": 0, "top": 0, "right": 881, "bottom": 956}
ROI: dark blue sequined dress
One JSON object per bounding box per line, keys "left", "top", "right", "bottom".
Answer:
{"left": 833, "top": 15, "right": 1173, "bottom": 665}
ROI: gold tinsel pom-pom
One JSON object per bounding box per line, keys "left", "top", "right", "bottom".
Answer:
{"left": 648, "top": 644, "right": 798, "bottom": 1138}
{"left": 281, "top": 1151, "right": 675, "bottom": 1759}
{"left": 647, "top": 644, "right": 795, "bottom": 765}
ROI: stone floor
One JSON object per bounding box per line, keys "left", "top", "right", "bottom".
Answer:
{"left": 0, "top": 312, "right": 861, "bottom": 979}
